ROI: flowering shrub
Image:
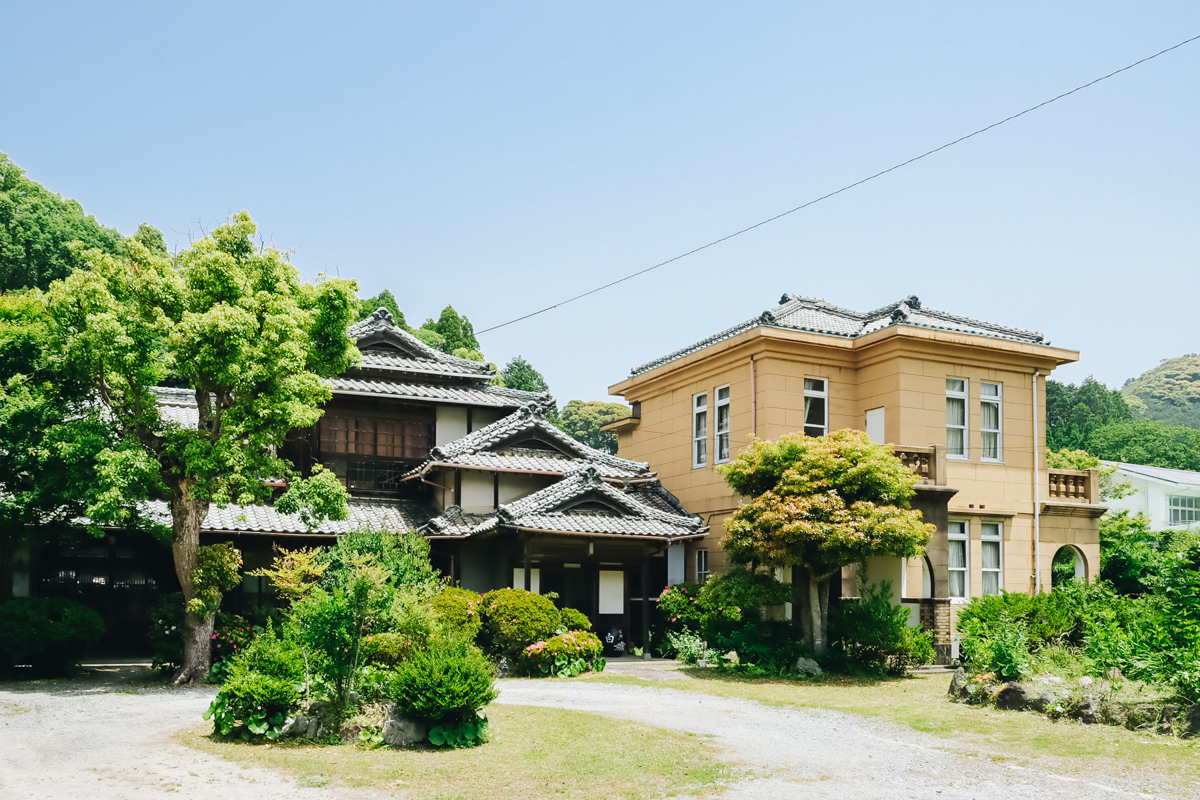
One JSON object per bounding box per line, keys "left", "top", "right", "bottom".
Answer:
{"left": 519, "top": 631, "right": 605, "bottom": 677}
{"left": 148, "top": 593, "right": 185, "bottom": 674}
{"left": 658, "top": 582, "right": 707, "bottom": 628}
{"left": 478, "top": 588, "right": 561, "bottom": 658}
{"left": 432, "top": 587, "right": 483, "bottom": 638}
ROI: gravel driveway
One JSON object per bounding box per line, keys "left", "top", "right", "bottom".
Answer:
{"left": 0, "top": 666, "right": 1169, "bottom": 800}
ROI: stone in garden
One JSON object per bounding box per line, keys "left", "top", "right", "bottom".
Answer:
{"left": 1075, "top": 697, "right": 1098, "bottom": 724}
{"left": 947, "top": 667, "right": 968, "bottom": 699}
{"left": 1029, "top": 692, "right": 1057, "bottom": 713}
{"left": 794, "top": 657, "right": 822, "bottom": 677}
{"left": 305, "top": 717, "right": 321, "bottom": 738}
{"left": 1106, "top": 667, "right": 1123, "bottom": 682}
{"left": 496, "top": 657, "right": 514, "bottom": 678}
{"left": 995, "top": 682, "right": 1029, "bottom": 711}
{"left": 382, "top": 709, "right": 428, "bottom": 747}
{"left": 1044, "top": 676, "right": 1063, "bottom": 684}
{"left": 280, "top": 715, "right": 307, "bottom": 737}
{"left": 1186, "top": 704, "right": 1200, "bottom": 737}
{"left": 1078, "top": 676, "right": 1093, "bottom": 688}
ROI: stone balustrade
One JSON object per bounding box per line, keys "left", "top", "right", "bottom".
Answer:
{"left": 1047, "top": 468, "right": 1096, "bottom": 503}
{"left": 893, "top": 444, "right": 946, "bottom": 486}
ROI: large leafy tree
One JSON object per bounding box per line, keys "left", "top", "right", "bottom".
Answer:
{"left": 0, "top": 151, "right": 124, "bottom": 291}
{"left": 1121, "top": 354, "right": 1200, "bottom": 430}
{"left": 1045, "top": 377, "right": 1131, "bottom": 451}
{"left": 719, "top": 429, "right": 934, "bottom": 655}
{"left": 357, "top": 289, "right": 406, "bottom": 328}
{"left": 422, "top": 305, "right": 479, "bottom": 353}
{"left": 556, "top": 400, "right": 630, "bottom": 454}
{"left": 1084, "top": 419, "right": 1200, "bottom": 472}
{"left": 41, "top": 212, "right": 359, "bottom": 682}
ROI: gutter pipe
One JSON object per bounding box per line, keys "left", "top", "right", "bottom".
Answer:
{"left": 1033, "top": 368, "right": 1042, "bottom": 594}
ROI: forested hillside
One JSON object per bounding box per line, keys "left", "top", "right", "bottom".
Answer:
{"left": 1121, "top": 354, "right": 1200, "bottom": 430}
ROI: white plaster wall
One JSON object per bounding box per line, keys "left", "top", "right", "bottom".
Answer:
{"left": 460, "top": 470, "right": 495, "bottom": 513}
{"left": 1098, "top": 470, "right": 1200, "bottom": 531}
{"left": 472, "top": 408, "right": 505, "bottom": 430}
{"left": 436, "top": 406, "right": 469, "bottom": 446}
{"left": 498, "top": 473, "right": 553, "bottom": 505}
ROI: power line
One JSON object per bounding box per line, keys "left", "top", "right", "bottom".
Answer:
{"left": 478, "top": 33, "right": 1200, "bottom": 336}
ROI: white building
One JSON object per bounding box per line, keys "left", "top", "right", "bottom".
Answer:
{"left": 1104, "top": 462, "right": 1200, "bottom": 531}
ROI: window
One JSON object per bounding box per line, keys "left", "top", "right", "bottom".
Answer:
{"left": 803, "top": 378, "right": 828, "bottom": 437}
{"left": 948, "top": 521, "right": 968, "bottom": 598}
{"left": 320, "top": 414, "right": 430, "bottom": 459}
{"left": 715, "top": 386, "right": 731, "bottom": 463}
{"left": 692, "top": 393, "right": 708, "bottom": 468}
{"left": 981, "top": 522, "right": 1002, "bottom": 595}
{"left": 981, "top": 383, "right": 1002, "bottom": 461}
{"left": 696, "top": 548, "right": 709, "bottom": 584}
{"left": 946, "top": 379, "right": 968, "bottom": 458}
{"left": 1169, "top": 495, "right": 1200, "bottom": 527}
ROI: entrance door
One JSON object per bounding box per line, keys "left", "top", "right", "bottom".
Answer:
{"left": 866, "top": 407, "right": 885, "bottom": 444}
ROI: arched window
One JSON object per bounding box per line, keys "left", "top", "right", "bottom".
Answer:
{"left": 1051, "top": 545, "right": 1086, "bottom": 587}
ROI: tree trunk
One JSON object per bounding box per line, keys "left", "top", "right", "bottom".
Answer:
{"left": 793, "top": 565, "right": 813, "bottom": 651}
{"left": 817, "top": 574, "right": 831, "bottom": 647}
{"left": 170, "top": 488, "right": 212, "bottom": 685}
{"left": 808, "top": 577, "right": 825, "bottom": 655}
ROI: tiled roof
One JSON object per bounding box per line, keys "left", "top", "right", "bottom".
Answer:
{"left": 1108, "top": 461, "right": 1200, "bottom": 488}
{"left": 153, "top": 387, "right": 200, "bottom": 427}
{"left": 141, "top": 497, "right": 425, "bottom": 535}
{"left": 426, "top": 403, "right": 649, "bottom": 475}
{"left": 425, "top": 465, "right": 705, "bottom": 541}
{"left": 349, "top": 308, "right": 493, "bottom": 380}
{"left": 331, "top": 377, "right": 548, "bottom": 408}
{"left": 629, "top": 294, "right": 1049, "bottom": 377}
{"left": 428, "top": 450, "right": 643, "bottom": 478}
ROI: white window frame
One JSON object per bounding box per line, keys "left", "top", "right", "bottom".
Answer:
{"left": 1169, "top": 494, "right": 1200, "bottom": 527}
{"left": 692, "top": 392, "right": 708, "bottom": 469}
{"left": 946, "top": 378, "right": 969, "bottom": 460}
{"left": 715, "top": 385, "right": 731, "bottom": 464}
{"left": 947, "top": 520, "right": 969, "bottom": 600}
{"left": 803, "top": 377, "right": 828, "bottom": 438}
{"left": 696, "top": 548, "right": 709, "bottom": 584}
{"left": 980, "top": 382, "right": 1002, "bottom": 462}
{"left": 980, "top": 521, "right": 1003, "bottom": 596}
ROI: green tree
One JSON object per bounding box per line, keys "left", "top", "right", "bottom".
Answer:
{"left": 0, "top": 151, "right": 124, "bottom": 291}
{"left": 1121, "top": 354, "right": 1200, "bottom": 429}
{"left": 1045, "top": 377, "right": 1131, "bottom": 451}
{"left": 500, "top": 356, "right": 549, "bottom": 393}
{"left": 40, "top": 212, "right": 359, "bottom": 682}
{"left": 555, "top": 400, "right": 630, "bottom": 454}
{"left": 357, "top": 289, "right": 406, "bottom": 328}
{"left": 422, "top": 305, "right": 479, "bottom": 353}
{"left": 718, "top": 429, "right": 934, "bottom": 654}
{"left": 1084, "top": 419, "right": 1200, "bottom": 472}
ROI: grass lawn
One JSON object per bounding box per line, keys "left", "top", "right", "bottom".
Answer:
{"left": 180, "top": 703, "right": 730, "bottom": 800}
{"left": 588, "top": 669, "right": 1200, "bottom": 797}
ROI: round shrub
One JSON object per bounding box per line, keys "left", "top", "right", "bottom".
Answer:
{"left": 478, "top": 588, "right": 560, "bottom": 658}
{"left": 205, "top": 634, "right": 306, "bottom": 740}
{"left": 362, "top": 631, "right": 419, "bottom": 666}
{"left": 519, "top": 630, "right": 603, "bottom": 676}
{"left": 432, "top": 587, "right": 483, "bottom": 638}
{"left": 559, "top": 607, "right": 592, "bottom": 632}
{"left": 389, "top": 636, "right": 497, "bottom": 724}
{"left": 0, "top": 597, "right": 104, "bottom": 677}
{"left": 658, "top": 582, "right": 706, "bottom": 628}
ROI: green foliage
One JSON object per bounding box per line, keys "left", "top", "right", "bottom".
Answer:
{"left": 1045, "top": 377, "right": 1132, "bottom": 452}
{"left": 319, "top": 526, "right": 441, "bottom": 598}
{"left": 829, "top": 581, "right": 931, "bottom": 676}
{"left": 357, "top": 289, "right": 406, "bottom": 328}
{"left": 478, "top": 588, "right": 561, "bottom": 658}
{"left": 210, "top": 612, "right": 257, "bottom": 673}
{"left": 1121, "top": 354, "right": 1200, "bottom": 430}
{"left": 0, "top": 151, "right": 124, "bottom": 292}
{"left": 961, "top": 620, "right": 1032, "bottom": 680}
{"left": 698, "top": 568, "right": 792, "bottom": 621}
{"left": 433, "top": 587, "right": 483, "bottom": 637}
{"left": 701, "top": 617, "right": 805, "bottom": 677}
{"left": 410, "top": 327, "right": 446, "bottom": 350}
{"left": 422, "top": 306, "right": 479, "bottom": 353}
{"left": 0, "top": 597, "right": 105, "bottom": 676}
{"left": 1098, "top": 511, "right": 1164, "bottom": 595}
{"left": 657, "top": 582, "right": 708, "bottom": 628}
{"left": 451, "top": 347, "right": 485, "bottom": 362}
{"left": 187, "top": 543, "right": 242, "bottom": 617}
{"left": 249, "top": 546, "right": 327, "bottom": 603}
{"left": 388, "top": 636, "right": 497, "bottom": 725}
{"left": 519, "top": 631, "right": 604, "bottom": 677}
{"left": 558, "top": 606, "right": 592, "bottom": 632}
{"left": 148, "top": 592, "right": 185, "bottom": 674}
{"left": 555, "top": 400, "right": 630, "bottom": 454}
{"left": 205, "top": 634, "right": 305, "bottom": 740}
{"left": 664, "top": 628, "right": 718, "bottom": 665}
{"left": 1084, "top": 419, "right": 1200, "bottom": 471}
{"left": 499, "top": 356, "right": 550, "bottom": 394}
{"left": 361, "top": 631, "right": 419, "bottom": 667}
{"left": 428, "top": 717, "right": 489, "bottom": 748}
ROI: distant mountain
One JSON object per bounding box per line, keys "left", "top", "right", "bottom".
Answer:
{"left": 1122, "top": 354, "right": 1200, "bottom": 430}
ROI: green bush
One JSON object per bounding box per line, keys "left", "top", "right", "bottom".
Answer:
{"left": 432, "top": 587, "right": 483, "bottom": 638}
{"left": 701, "top": 616, "right": 805, "bottom": 676}
{"left": 0, "top": 597, "right": 104, "bottom": 676}
{"left": 148, "top": 593, "right": 184, "bottom": 674}
{"left": 559, "top": 606, "right": 592, "bottom": 632}
{"left": 320, "top": 526, "right": 442, "bottom": 597}
{"left": 362, "top": 631, "right": 419, "bottom": 667}
{"left": 829, "top": 581, "right": 925, "bottom": 676}
{"left": 205, "top": 634, "right": 306, "bottom": 740}
{"left": 389, "top": 636, "right": 497, "bottom": 725}
{"left": 519, "top": 630, "right": 604, "bottom": 677}
{"left": 963, "top": 620, "right": 1031, "bottom": 680}
{"left": 478, "top": 588, "right": 560, "bottom": 658}
{"left": 658, "top": 582, "right": 707, "bottom": 628}
{"left": 698, "top": 568, "right": 792, "bottom": 621}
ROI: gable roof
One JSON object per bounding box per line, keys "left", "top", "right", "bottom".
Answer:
{"left": 126, "top": 497, "right": 427, "bottom": 537}
{"left": 1108, "top": 461, "right": 1200, "bottom": 488}
{"left": 330, "top": 377, "right": 548, "bottom": 408}
{"left": 348, "top": 308, "right": 494, "bottom": 381}
{"left": 424, "top": 465, "right": 705, "bottom": 541}
{"left": 629, "top": 293, "right": 1049, "bottom": 377}
{"left": 420, "top": 403, "right": 650, "bottom": 477}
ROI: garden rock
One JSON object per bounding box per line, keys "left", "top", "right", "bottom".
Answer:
{"left": 1078, "top": 676, "right": 1093, "bottom": 688}
{"left": 794, "top": 657, "right": 822, "bottom": 677}
{"left": 1028, "top": 692, "right": 1057, "bottom": 713}
{"left": 1186, "top": 704, "right": 1200, "bottom": 737}
{"left": 382, "top": 708, "right": 427, "bottom": 747}
{"left": 947, "top": 667, "right": 967, "bottom": 699}
{"left": 1072, "top": 697, "right": 1098, "bottom": 725}
{"left": 995, "top": 682, "right": 1028, "bottom": 711}
{"left": 495, "top": 657, "right": 514, "bottom": 678}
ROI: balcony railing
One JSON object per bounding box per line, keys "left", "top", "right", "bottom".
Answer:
{"left": 1047, "top": 468, "right": 1098, "bottom": 504}
{"left": 894, "top": 444, "right": 947, "bottom": 486}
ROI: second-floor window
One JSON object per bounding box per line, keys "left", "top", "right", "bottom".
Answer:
{"left": 981, "top": 382, "right": 1002, "bottom": 461}
{"left": 715, "top": 386, "right": 731, "bottom": 463}
{"left": 946, "top": 379, "right": 968, "bottom": 458}
{"left": 1169, "top": 495, "right": 1200, "bottom": 527}
{"left": 948, "top": 521, "right": 968, "bottom": 598}
{"left": 696, "top": 548, "right": 709, "bottom": 584}
{"left": 320, "top": 414, "right": 430, "bottom": 459}
{"left": 693, "top": 393, "right": 707, "bottom": 468}
{"left": 981, "top": 522, "right": 1003, "bottom": 595}
{"left": 804, "top": 378, "right": 827, "bottom": 437}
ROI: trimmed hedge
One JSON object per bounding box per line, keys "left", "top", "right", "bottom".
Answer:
{"left": 478, "top": 588, "right": 560, "bottom": 658}
{"left": 559, "top": 607, "right": 592, "bottom": 632}
{"left": 432, "top": 587, "right": 483, "bottom": 638}
{"left": 389, "top": 636, "right": 497, "bottom": 724}
{"left": 0, "top": 597, "right": 104, "bottom": 676}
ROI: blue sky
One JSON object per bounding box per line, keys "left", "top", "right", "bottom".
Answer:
{"left": 3, "top": 2, "right": 1198, "bottom": 403}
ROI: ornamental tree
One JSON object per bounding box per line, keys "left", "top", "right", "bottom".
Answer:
{"left": 719, "top": 429, "right": 934, "bottom": 655}
{"left": 42, "top": 212, "right": 359, "bottom": 682}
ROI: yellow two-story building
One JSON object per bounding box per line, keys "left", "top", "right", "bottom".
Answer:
{"left": 606, "top": 294, "right": 1105, "bottom": 660}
